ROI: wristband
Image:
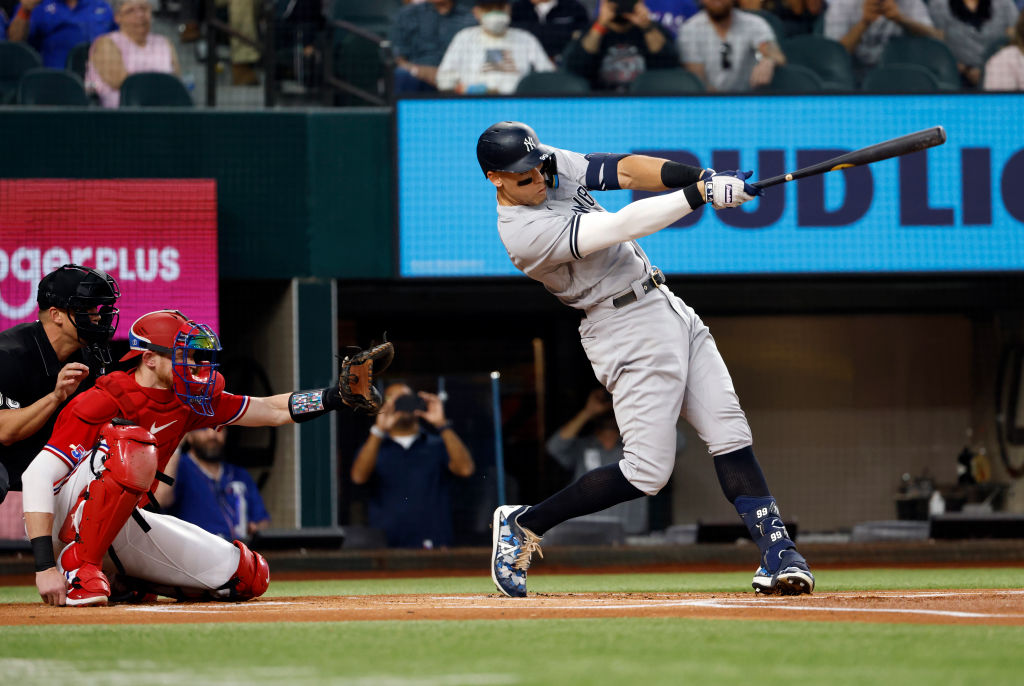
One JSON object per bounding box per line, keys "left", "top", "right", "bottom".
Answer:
{"left": 592, "top": 21, "right": 607, "bottom": 35}
{"left": 683, "top": 183, "right": 704, "bottom": 209}
{"left": 31, "top": 535, "right": 56, "bottom": 572}
{"left": 288, "top": 385, "right": 343, "bottom": 423}
{"left": 661, "top": 161, "right": 703, "bottom": 188}
{"left": 370, "top": 425, "right": 387, "bottom": 439}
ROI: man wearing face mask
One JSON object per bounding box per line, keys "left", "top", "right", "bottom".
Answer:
{"left": 437, "top": 0, "right": 555, "bottom": 94}
{"left": 350, "top": 383, "right": 475, "bottom": 548}
{"left": 155, "top": 427, "right": 270, "bottom": 543}
{"left": 563, "top": 0, "right": 679, "bottom": 91}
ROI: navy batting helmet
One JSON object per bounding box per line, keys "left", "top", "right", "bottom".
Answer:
{"left": 476, "top": 121, "right": 554, "bottom": 177}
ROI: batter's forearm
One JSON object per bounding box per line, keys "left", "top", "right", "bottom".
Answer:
{"left": 575, "top": 183, "right": 705, "bottom": 257}
{"left": 617, "top": 155, "right": 704, "bottom": 192}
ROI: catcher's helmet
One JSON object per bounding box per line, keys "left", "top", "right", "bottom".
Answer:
{"left": 476, "top": 121, "right": 554, "bottom": 176}
{"left": 121, "top": 309, "right": 222, "bottom": 416}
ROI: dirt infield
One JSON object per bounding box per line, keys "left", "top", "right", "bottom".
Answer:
{"left": 2, "top": 590, "right": 1023, "bottom": 627}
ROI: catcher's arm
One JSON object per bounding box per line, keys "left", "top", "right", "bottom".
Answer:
{"left": 286, "top": 339, "right": 395, "bottom": 422}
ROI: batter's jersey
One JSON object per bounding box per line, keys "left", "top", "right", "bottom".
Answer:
{"left": 43, "top": 371, "right": 250, "bottom": 483}
{"left": 496, "top": 147, "right": 653, "bottom": 312}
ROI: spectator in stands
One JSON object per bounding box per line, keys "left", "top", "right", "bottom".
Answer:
{"left": 758, "top": 0, "right": 825, "bottom": 38}
{"left": 350, "top": 383, "right": 475, "bottom": 549}
{"left": 7, "top": 0, "right": 116, "bottom": 69}
{"left": 983, "top": 8, "right": 1024, "bottom": 88}
{"left": 437, "top": 0, "right": 555, "bottom": 93}
{"left": 928, "top": 0, "right": 1018, "bottom": 87}
{"left": 155, "top": 427, "right": 270, "bottom": 543}
{"left": 824, "top": 0, "right": 941, "bottom": 74}
{"left": 391, "top": 0, "right": 477, "bottom": 93}
{"left": 85, "top": 0, "right": 180, "bottom": 107}
{"left": 563, "top": 0, "right": 678, "bottom": 90}
{"left": 177, "top": 0, "right": 260, "bottom": 85}
{"left": 678, "top": 0, "right": 786, "bottom": 91}
{"left": 645, "top": 0, "right": 700, "bottom": 37}
{"left": 510, "top": 0, "right": 591, "bottom": 62}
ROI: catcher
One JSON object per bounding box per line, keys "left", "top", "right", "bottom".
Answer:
{"left": 21, "top": 309, "right": 392, "bottom": 606}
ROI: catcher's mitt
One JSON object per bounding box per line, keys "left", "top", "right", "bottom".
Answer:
{"left": 339, "top": 340, "right": 394, "bottom": 414}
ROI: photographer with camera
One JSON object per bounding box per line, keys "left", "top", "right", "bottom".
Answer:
{"left": 563, "top": 0, "right": 678, "bottom": 90}
{"left": 350, "top": 383, "right": 475, "bottom": 548}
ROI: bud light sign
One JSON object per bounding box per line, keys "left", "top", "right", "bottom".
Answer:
{"left": 397, "top": 94, "right": 1024, "bottom": 276}
{"left": 0, "top": 179, "right": 219, "bottom": 334}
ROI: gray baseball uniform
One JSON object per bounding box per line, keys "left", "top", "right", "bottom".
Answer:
{"left": 497, "top": 147, "right": 753, "bottom": 495}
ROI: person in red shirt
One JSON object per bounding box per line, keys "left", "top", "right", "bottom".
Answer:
{"left": 21, "top": 309, "right": 363, "bottom": 606}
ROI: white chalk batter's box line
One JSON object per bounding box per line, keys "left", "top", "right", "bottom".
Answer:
{"left": 123, "top": 591, "right": 1024, "bottom": 620}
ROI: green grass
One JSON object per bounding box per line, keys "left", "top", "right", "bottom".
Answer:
{"left": 1, "top": 568, "right": 1022, "bottom": 685}
{"left": 0, "top": 566, "right": 1021, "bottom": 603}
{"left": 0, "top": 618, "right": 1021, "bottom": 686}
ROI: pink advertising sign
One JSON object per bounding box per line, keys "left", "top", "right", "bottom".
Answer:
{"left": 0, "top": 180, "right": 219, "bottom": 336}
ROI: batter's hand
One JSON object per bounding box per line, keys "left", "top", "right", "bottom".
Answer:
{"left": 701, "top": 170, "right": 762, "bottom": 209}
{"left": 36, "top": 568, "right": 68, "bottom": 606}
{"left": 52, "top": 362, "right": 90, "bottom": 403}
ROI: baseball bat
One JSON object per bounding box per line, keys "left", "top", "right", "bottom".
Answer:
{"left": 751, "top": 126, "right": 947, "bottom": 190}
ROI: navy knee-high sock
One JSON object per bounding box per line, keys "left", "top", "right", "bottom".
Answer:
{"left": 714, "top": 446, "right": 795, "bottom": 573}
{"left": 516, "top": 463, "right": 645, "bottom": 536}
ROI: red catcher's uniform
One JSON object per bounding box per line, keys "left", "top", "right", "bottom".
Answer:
{"left": 44, "top": 371, "right": 256, "bottom": 598}
{"left": 44, "top": 371, "right": 250, "bottom": 492}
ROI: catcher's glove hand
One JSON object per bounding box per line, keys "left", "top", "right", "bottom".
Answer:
{"left": 339, "top": 340, "right": 395, "bottom": 414}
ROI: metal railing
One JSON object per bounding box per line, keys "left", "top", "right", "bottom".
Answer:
{"left": 202, "top": 0, "right": 276, "bottom": 107}
{"left": 323, "top": 18, "right": 393, "bottom": 106}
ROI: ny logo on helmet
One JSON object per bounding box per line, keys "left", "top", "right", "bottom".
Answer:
{"left": 523, "top": 137, "right": 536, "bottom": 151}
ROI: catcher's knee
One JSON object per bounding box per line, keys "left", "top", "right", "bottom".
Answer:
{"left": 225, "top": 539, "right": 270, "bottom": 601}
{"left": 100, "top": 423, "right": 158, "bottom": 492}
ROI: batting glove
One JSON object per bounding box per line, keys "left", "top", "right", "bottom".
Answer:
{"left": 700, "top": 169, "right": 762, "bottom": 210}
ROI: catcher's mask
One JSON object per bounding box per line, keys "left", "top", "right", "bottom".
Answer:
{"left": 37, "top": 264, "right": 121, "bottom": 366}
{"left": 120, "top": 309, "right": 222, "bottom": 416}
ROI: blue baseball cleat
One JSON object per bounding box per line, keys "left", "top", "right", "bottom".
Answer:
{"left": 491, "top": 505, "right": 543, "bottom": 598}
{"left": 752, "top": 549, "right": 815, "bottom": 595}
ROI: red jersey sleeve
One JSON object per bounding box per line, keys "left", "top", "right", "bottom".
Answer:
{"left": 43, "top": 390, "right": 118, "bottom": 469}
{"left": 194, "top": 390, "right": 251, "bottom": 431}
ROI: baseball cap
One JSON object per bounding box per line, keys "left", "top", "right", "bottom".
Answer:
{"left": 37, "top": 264, "right": 118, "bottom": 311}
{"left": 119, "top": 309, "right": 190, "bottom": 361}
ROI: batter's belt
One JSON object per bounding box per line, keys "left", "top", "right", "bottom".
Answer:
{"left": 585, "top": 268, "right": 666, "bottom": 320}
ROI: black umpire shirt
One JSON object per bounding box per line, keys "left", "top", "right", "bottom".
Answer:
{"left": 0, "top": 321, "right": 93, "bottom": 492}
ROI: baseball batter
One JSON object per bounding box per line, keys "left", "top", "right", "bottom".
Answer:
{"left": 479, "top": 121, "right": 814, "bottom": 598}
{"left": 22, "top": 309, "right": 385, "bottom": 606}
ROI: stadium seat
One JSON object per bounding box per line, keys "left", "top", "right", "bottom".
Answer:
{"left": 16, "top": 68, "right": 90, "bottom": 106}
{"left": 66, "top": 42, "right": 91, "bottom": 81}
{"left": 880, "top": 35, "right": 961, "bottom": 90}
{"left": 119, "top": 72, "right": 194, "bottom": 107}
{"left": 0, "top": 42, "right": 44, "bottom": 104}
{"left": 779, "top": 35, "right": 855, "bottom": 90}
{"left": 861, "top": 63, "right": 942, "bottom": 92}
{"left": 516, "top": 70, "right": 590, "bottom": 94}
{"left": 764, "top": 63, "right": 825, "bottom": 92}
{"left": 629, "top": 68, "right": 704, "bottom": 94}
{"left": 747, "top": 9, "right": 785, "bottom": 41}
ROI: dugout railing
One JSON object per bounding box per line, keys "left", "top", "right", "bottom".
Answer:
{"left": 323, "top": 18, "right": 393, "bottom": 107}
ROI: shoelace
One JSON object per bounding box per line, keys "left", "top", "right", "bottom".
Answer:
{"left": 514, "top": 528, "right": 544, "bottom": 570}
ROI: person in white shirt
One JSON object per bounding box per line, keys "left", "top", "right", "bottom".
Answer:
{"left": 437, "top": 0, "right": 556, "bottom": 93}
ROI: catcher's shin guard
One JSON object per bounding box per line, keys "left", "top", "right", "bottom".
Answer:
{"left": 58, "top": 423, "right": 158, "bottom": 565}
{"left": 221, "top": 540, "right": 270, "bottom": 601}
